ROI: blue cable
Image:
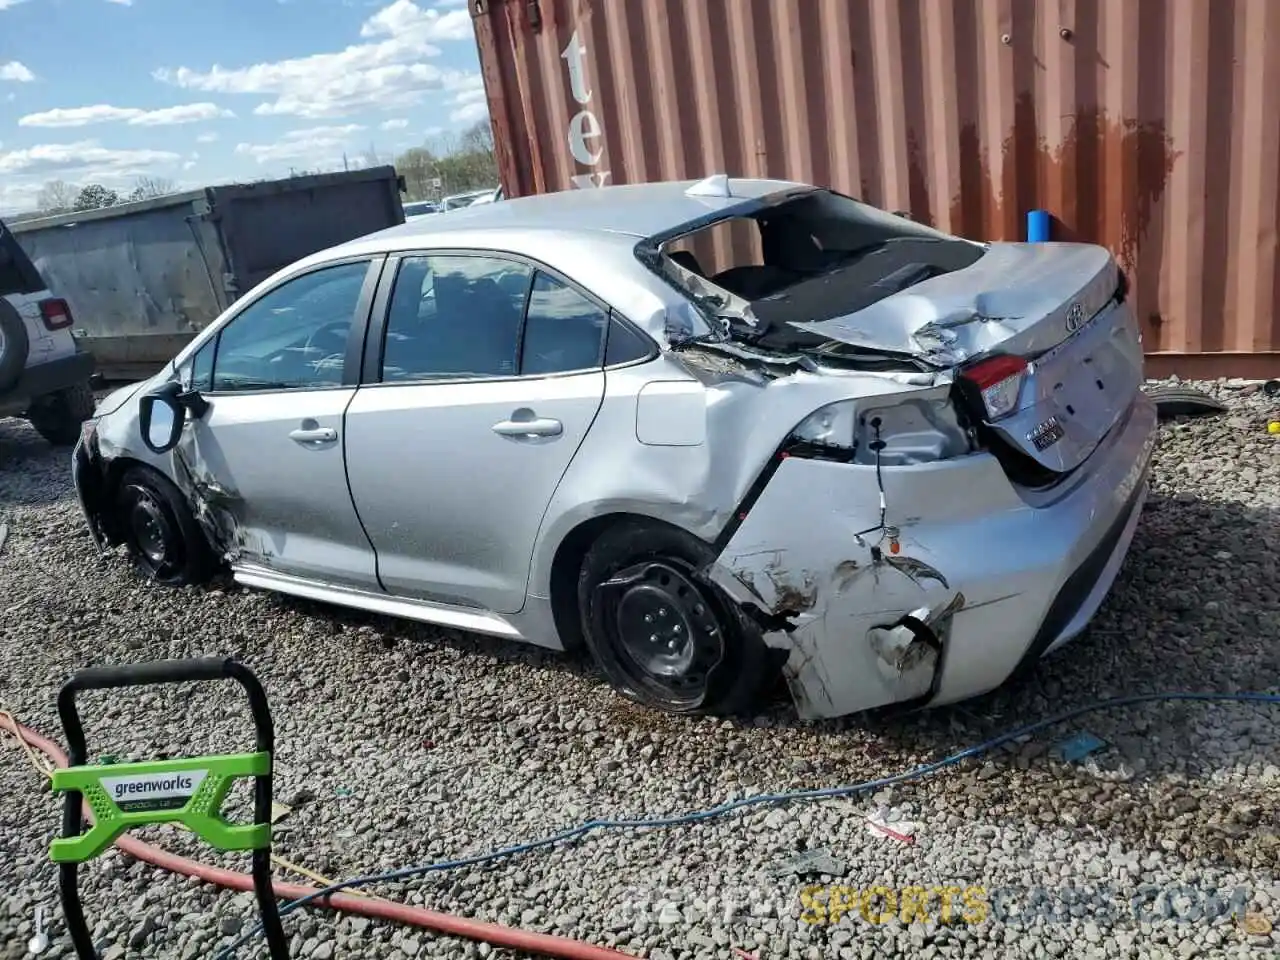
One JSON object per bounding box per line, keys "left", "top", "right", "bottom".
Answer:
{"left": 216, "top": 690, "right": 1280, "bottom": 958}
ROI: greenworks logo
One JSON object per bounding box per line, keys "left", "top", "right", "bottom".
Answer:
{"left": 101, "top": 769, "right": 208, "bottom": 809}
{"left": 111, "top": 775, "right": 194, "bottom": 800}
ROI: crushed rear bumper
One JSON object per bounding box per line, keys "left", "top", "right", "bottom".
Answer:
{"left": 707, "top": 392, "right": 1157, "bottom": 720}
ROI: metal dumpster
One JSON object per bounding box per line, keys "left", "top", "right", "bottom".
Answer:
{"left": 9, "top": 167, "right": 406, "bottom": 380}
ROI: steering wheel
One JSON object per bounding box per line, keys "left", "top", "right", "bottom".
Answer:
{"left": 303, "top": 320, "right": 350, "bottom": 357}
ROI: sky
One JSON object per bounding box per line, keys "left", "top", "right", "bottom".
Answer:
{"left": 0, "top": 0, "right": 486, "bottom": 213}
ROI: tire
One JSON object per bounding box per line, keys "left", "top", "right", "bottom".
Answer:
{"left": 0, "top": 300, "right": 30, "bottom": 394}
{"left": 27, "top": 382, "right": 96, "bottom": 446}
{"left": 1142, "top": 383, "right": 1227, "bottom": 420}
{"left": 115, "top": 466, "right": 217, "bottom": 587}
{"left": 577, "top": 520, "right": 772, "bottom": 715}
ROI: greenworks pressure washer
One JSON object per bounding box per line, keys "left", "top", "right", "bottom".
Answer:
{"left": 49, "top": 658, "right": 289, "bottom": 959}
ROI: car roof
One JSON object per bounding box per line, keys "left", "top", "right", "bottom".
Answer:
{"left": 329, "top": 177, "right": 809, "bottom": 260}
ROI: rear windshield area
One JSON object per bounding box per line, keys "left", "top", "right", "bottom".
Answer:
{"left": 658, "top": 190, "right": 984, "bottom": 349}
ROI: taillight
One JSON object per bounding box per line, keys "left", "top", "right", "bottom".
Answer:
{"left": 39, "top": 298, "right": 73, "bottom": 331}
{"left": 960, "top": 354, "right": 1027, "bottom": 421}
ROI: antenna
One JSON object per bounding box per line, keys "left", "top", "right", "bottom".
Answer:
{"left": 685, "top": 174, "right": 732, "bottom": 198}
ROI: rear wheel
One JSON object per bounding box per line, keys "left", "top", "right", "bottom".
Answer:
{"left": 577, "top": 521, "right": 771, "bottom": 715}
{"left": 27, "top": 382, "right": 96, "bottom": 446}
{"left": 115, "top": 466, "right": 216, "bottom": 586}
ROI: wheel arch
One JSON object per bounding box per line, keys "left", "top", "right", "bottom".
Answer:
{"left": 95, "top": 455, "right": 189, "bottom": 545}
{"left": 546, "top": 511, "right": 715, "bottom": 656}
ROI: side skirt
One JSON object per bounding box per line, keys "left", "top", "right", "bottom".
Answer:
{"left": 232, "top": 563, "right": 524, "bottom": 639}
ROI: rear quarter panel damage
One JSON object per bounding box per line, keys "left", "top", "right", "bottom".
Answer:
{"left": 705, "top": 452, "right": 1026, "bottom": 720}
{"left": 526, "top": 344, "right": 948, "bottom": 599}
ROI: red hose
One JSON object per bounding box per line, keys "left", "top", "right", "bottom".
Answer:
{"left": 7, "top": 718, "right": 634, "bottom": 960}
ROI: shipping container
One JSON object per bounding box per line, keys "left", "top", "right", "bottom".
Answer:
{"left": 10, "top": 167, "right": 406, "bottom": 379}
{"left": 473, "top": 0, "right": 1280, "bottom": 379}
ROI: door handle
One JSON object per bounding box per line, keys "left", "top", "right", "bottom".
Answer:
{"left": 289, "top": 427, "right": 338, "bottom": 444}
{"left": 492, "top": 416, "right": 563, "bottom": 438}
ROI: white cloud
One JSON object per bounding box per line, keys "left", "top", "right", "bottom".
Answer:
{"left": 154, "top": 0, "right": 472, "bottom": 119}
{"left": 19, "top": 102, "right": 234, "bottom": 128}
{"left": 0, "top": 140, "right": 180, "bottom": 177}
{"left": 380, "top": 118, "right": 408, "bottom": 131}
{"left": 360, "top": 0, "right": 469, "bottom": 40}
{"left": 131, "top": 103, "right": 235, "bottom": 126}
{"left": 0, "top": 0, "right": 30, "bottom": 10}
{"left": 105, "top": 0, "right": 133, "bottom": 5}
{"left": 196, "top": 131, "right": 220, "bottom": 144}
{"left": 0, "top": 61, "right": 35, "bottom": 83}
{"left": 234, "top": 124, "right": 365, "bottom": 165}
{"left": 444, "top": 72, "right": 487, "bottom": 125}
{"left": 450, "top": 100, "right": 487, "bottom": 125}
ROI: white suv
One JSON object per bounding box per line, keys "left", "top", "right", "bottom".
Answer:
{"left": 0, "top": 217, "right": 96, "bottom": 444}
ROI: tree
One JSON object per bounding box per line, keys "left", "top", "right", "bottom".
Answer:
{"left": 393, "top": 125, "right": 498, "bottom": 201}
{"left": 35, "top": 180, "right": 79, "bottom": 214}
{"left": 73, "top": 183, "right": 120, "bottom": 211}
{"left": 394, "top": 146, "right": 439, "bottom": 201}
{"left": 126, "top": 176, "right": 177, "bottom": 202}
{"left": 459, "top": 119, "right": 494, "bottom": 158}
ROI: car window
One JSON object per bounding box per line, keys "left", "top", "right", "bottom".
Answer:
{"left": 190, "top": 343, "right": 214, "bottom": 392}
{"left": 211, "top": 261, "right": 368, "bottom": 393}
{"left": 381, "top": 255, "right": 532, "bottom": 381}
{"left": 604, "top": 317, "right": 654, "bottom": 366}
{"left": 519, "top": 272, "right": 609, "bottom": 376}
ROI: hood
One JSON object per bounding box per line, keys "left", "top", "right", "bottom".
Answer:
{"left": 95, "top": 378, "right": 150, "bottom": 418}
{"left": 788, "top": 242, "right": 1119, "bottom": 368}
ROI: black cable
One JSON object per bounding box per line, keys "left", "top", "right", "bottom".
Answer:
{"left": 853, "top": 417, "right": 887, "bottom": 541}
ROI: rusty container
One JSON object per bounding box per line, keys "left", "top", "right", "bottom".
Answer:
{"left": 473, "top": 0, "right": 1280, "bottom": 378}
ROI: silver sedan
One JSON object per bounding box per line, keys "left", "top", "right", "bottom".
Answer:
{"left": 73, "top": 176, "right": 1156, "bottom": 719}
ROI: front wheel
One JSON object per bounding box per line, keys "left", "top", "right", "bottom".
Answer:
{"left": 115, "top": 466, "right": 217, "bottom": 586}
{"left": 577, "top": 521, "right": 772, "bottom": 715}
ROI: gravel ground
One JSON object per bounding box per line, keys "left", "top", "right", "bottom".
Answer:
{"left": 0, "top": 378, "right": 1277, "bottom": 960}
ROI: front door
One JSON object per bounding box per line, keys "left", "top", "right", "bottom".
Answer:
{"left": 344, "top": 254, "right": 609, "bottom": 613}
{"left": 177, "top": 258, "right": 380, "bottom": 589}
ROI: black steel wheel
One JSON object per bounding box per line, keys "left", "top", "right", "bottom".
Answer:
{"left": 115, "top": 466, "right": 216, "bottom": 586}
{"left": 578, "top": 521, "right": 772, "bottom": 715}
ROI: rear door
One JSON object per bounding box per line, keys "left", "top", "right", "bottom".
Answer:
{"left": 343, "top": 252, "right": 608, "bottom": 614}
{"left": 175, "top": 257, "right": 383, "bottom": 588}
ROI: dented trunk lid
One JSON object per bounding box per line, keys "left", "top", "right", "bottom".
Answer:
{"left": 790, "top": 242, "right": 1141, "bottom": 476}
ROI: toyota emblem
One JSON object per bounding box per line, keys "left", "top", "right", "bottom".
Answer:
{"left": 1065, "top": 302, "right": 1086, "bottom": 333}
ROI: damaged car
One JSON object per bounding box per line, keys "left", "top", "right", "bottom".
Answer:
{"left": 72, "top": 176, "right": 1156, "bottom": 719}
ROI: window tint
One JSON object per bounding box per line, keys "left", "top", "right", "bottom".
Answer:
{"left": 211, "top": 261, "right": 367, "bottom": 392}
{"left": 604, "top": 317, "right": 654, "bottom": 366}
{"left": 519, "top": 272, "right": 608, "bottom": 376}
{"left": 381, "top": 255, "right": 532, "bottom": 381}
{"left": 190, "top": 344, "right": 214, "bottom": 392}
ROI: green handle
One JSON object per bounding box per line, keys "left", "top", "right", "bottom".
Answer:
{"left": 50, "top": 751, "right": 271, "bottom": 863}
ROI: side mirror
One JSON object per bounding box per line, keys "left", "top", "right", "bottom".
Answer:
{"left": 139, "top": 381, "right": 186, "bottom": 454}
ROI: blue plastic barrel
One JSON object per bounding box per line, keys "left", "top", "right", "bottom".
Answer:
{"left": 1027, "top": 209, "right": 1051, "bottom": 243}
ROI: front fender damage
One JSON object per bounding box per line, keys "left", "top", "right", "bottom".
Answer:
{"left": 75, "top": 400, "right": 252, "bottom": 567}
{"left": 705, "top": 543, "right": 966, "bottom": 720}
